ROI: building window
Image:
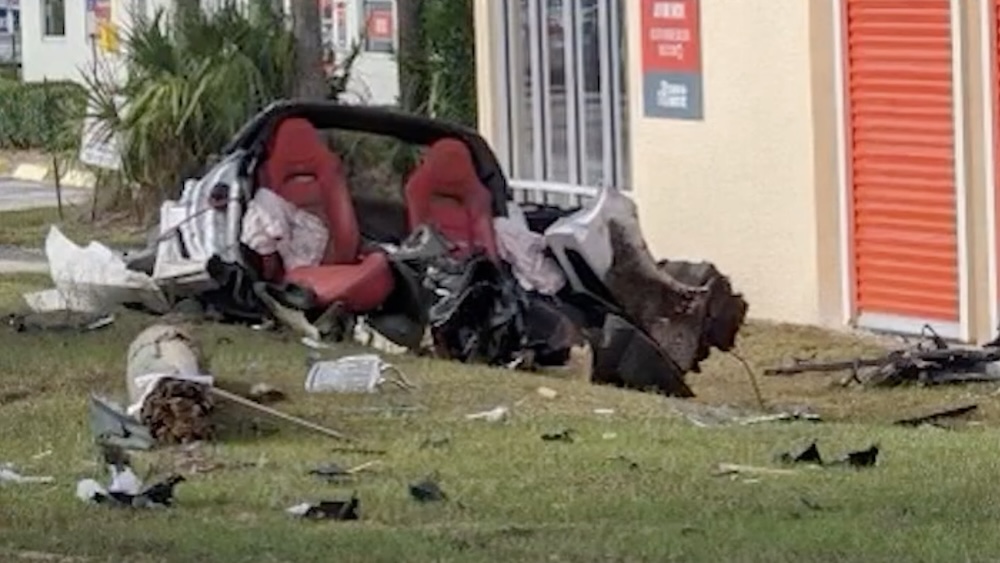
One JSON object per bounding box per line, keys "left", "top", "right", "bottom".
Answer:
{"left": 495, "top": 0, "right": 629, "bottom": 204}
{"left": 0, "top": 9, "right": 8, "bottom": 33}
{"left": 321, "top": 0, "right": 349, "bottom": 52}
{"left": 362, "top": 0, "right": 393, "bottom": 53}
{"left": 43, "top": 0, "right": 65, "bottom": 37}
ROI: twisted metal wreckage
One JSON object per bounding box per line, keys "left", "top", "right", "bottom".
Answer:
{"left": 26, "top": 101, "right": 749, "bottom": 400}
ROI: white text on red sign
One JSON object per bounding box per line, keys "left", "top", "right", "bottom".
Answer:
{"left": 653, "top": 1, "right": 686, "bottom": 20}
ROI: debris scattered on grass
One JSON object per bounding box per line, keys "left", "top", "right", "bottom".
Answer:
{"left": 465, "top": 406, "right": 510, "bottom": 423}
{"left": 248, "top": 383, "right": 287, "bottom": 404}
{"left": 88, "top": 394, "right": 155, "bottom": 451}
{"left": 593, "top": 408, "right": 615, "bottom": 416}
{"left": 0, "top": 465, "right": 54, "bottom": 484}
{"left": 713, "top": 463, "right": 798, "bottom": 477}
{"left": 308, "top": 463, "right": 349, "bottom": 479}
{"left": 831, "top": 444, "right": 879, "bottom": 468}
{"left": 541, "top": 429, "right": 575, "bottom": 443}
{"left": 775, "top": 440, "right": 879, "bottom": 469}
{"left": 331, "top": 446, "right": 387, "bottom": 456}
{"left": 739, "top": 410, "right": 822, "bottom": 425}
{"left": 308, "top": 461, "right": 381, "bottom": 481}
{"left": 304, "top": 354, "right": 411, "bottom": 393}
{"left": 287, "top": 494, "right": 360, "bottom": 520}
{"left": 894, "top": 404, "right": 978, "bottom": 428}
{"left": 76, "top": 470, "right": 185, "bottom": 508}
{"left": 5, "top": 311, "right": 115, "bottom": 334}
{"left": 409, "top": 475, "right": 448, "bottom": 502}
{"left": 536, "top": 387, "right": 558, "bottom": 399}
{"left": 765, "top": 326, "right": 1000, "bottom": 387}
{"left": 602, "top": 432, "right": 617, "bottom": 440}
{"left": 777, "top": 440, "right": 824, "bottom": 465}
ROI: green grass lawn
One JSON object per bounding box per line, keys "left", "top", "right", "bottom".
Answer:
{"left": 2, "top": 274, "right": 1000, "bottom": 562}
{"left": 0, "top": 206, "right": 147, "bottom": 249}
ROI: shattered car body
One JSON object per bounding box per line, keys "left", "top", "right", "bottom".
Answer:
{"left": 125, "top": 100, "right": 748, "bottom": 397}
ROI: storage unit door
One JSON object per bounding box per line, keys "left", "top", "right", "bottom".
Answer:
{"left": 843, "top": 0, "right": 960, "bottom": 335}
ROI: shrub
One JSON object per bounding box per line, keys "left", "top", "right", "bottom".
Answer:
{"left": 0, "top": 79, "right": 87, "bottom": 150}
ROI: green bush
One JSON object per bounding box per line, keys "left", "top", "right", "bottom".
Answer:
{"left": 0, "top": 79, "right": 87, "bottom": 150}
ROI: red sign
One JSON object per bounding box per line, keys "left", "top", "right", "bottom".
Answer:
{"left": 367, "top": 9, "right": 393, "bottom": 41}
{"left": 93, "top": 0, "right": 111, "bottom": 21}
{"left": 640, "top": 0, "right": 701, "bottom": 73}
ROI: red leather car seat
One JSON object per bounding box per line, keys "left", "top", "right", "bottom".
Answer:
{"left": 404, "top": 138, "right": 497, "bottom": 259}
{"left": 257, "top": 117, "right": 394, "bottom": 312}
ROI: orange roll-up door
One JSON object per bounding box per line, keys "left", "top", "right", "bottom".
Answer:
{"left": 843, "top": 0, "right": 959, "bottom": 326}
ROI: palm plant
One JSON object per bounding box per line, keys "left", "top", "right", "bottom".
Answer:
{"left": 80, "top": 0, "right": 303, "bottom": 219}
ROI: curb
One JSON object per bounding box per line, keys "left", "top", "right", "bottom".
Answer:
{"left": 9, "top": 162, "right": 97, "bottom": 189}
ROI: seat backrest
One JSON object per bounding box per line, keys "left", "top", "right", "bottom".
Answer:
{"left": 259, "top": 118, "right": 360, "bottom": 265}
{"left": 404, "top": 138, "right": 497, "bottom": 259}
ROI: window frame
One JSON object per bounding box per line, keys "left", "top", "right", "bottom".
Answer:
{"left": 42, "top": 0, "right": 66, "bottom": 37}
{"left": 492, "top": 0, "right": 630, "bottom": 205}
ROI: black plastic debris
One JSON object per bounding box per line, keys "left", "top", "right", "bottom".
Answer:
{"left": 409, "top": 475, "right": 447, "bottom": 503}
{"left": 76, "top": 470, "right": 185, "bottom": 509}
{"left": 895, "top": 404, "right": 978, "bottom": 428}
{"left": 541, "top": 429, "right": 575, "bottom": 443}
{"left": 287, "top": 494, "right": 360, "bottom": 521}
{"left": 777, "top": 440, "right": 824, "bottom": 465}
{"left": 836, "top": 445, "right": 880, "bottom": 468}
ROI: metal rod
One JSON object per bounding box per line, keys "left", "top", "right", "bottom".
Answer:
{"left": 208, "top": 387, "right": 353, "bottom": 442}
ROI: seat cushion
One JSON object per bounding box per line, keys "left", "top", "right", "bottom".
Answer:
{"left": 404, "top": 138, "right": 498, "bottom": 259}
{"left": 284, "top": 251, "right": 395, "bottom": 312}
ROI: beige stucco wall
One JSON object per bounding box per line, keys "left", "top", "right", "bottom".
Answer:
{"left": 626, "top": 0, "right": 839, "bottom": 327}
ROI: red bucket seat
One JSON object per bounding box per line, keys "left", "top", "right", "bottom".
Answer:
{"left": 257, "top": 118, "right": 394, "bottom": 312}
{"left": 404, "top": 138, "right": 497, "bottom": 259}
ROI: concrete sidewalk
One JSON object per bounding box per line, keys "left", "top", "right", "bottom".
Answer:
{"left": 0, "top": 177, "right": 89, "bottom": 274}
{"left": 0, "top": 177, "right": 88, "bottom": 213}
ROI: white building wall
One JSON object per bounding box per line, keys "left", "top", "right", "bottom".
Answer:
{"left": 19, "top": 0, "right": 399, "bottom": 104}
{"left": 21, "top": 0, "right": 91, "bottom": 82}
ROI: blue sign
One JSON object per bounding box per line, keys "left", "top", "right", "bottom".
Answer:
{"left": 642, "top": 71, "right": 703, "bottom": 120}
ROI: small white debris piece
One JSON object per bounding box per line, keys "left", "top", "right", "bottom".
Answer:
{"left": 107, "top": 466, "right": 142, "bottom": 496}
{"left": 465, "top": 406, "right": 510, "bottom": 422}
{"left": 0, "top": 467, "right": 54, "bottom": 484}
{"left": 286, "top": 502, "right": 312, "bottom": 516}
{"left": 76, "top": 478, "right": 107, "bottom": 502}
{"left": 536, "top": 387, "right": 558, "bottom": 399}
{"left": 594, "top": 408, "right": 615, "bottom": 416}
{"left": 602, "top": 432, "right": 618, "bottom": 440}
{"left": 301, "top": 336, "right": 331, "bottom": 350}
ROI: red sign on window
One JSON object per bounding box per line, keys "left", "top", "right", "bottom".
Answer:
{"left": 367, "top": 9, "right": 392, "bottom": 41}
{"left": 640, "top": 0, "right": 701, "bottom": 73}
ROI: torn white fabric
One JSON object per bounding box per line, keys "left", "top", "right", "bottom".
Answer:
{"left": 493, "top": 216, "right": 566, "bottom": 295}
{"left": 30, "top": 226, "right": 168, "bottom": 314}
{"left": 126, "top": 373, "right": 215, "bottom": 417}
{"left": 241, "top": 188, "right": 329, "bottom": 270}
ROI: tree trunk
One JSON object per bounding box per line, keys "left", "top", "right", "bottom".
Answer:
{"left": 396, "top": 0, "right": 427, "bottom": 113}
{"left": 290, "top": 0, "right": 327, "bottom": 99}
